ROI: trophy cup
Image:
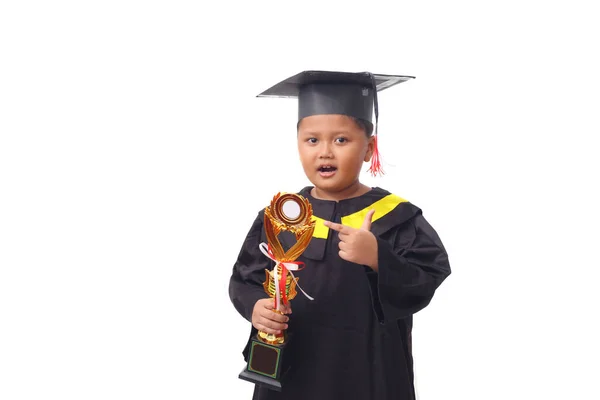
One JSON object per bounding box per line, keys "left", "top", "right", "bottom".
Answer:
{"left": 238, "top": 192, "right": 316, "bottom": 391}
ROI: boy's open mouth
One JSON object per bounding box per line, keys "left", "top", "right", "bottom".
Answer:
{"left": 318, "top": 165, "right": 337, "bottom": 173}
{"left": 318, "top": 165, "right": 337, "bottom": 177}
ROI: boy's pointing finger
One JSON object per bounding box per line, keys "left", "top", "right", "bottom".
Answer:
{"left": 323, "top": 220, "right": 348, "bottom": 233}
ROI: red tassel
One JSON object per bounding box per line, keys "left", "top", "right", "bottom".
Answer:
{"left": 367, "top": 135, "right": 384, "bottom": 177}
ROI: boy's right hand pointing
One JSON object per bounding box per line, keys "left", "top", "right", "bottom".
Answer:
{"left": 252, "top": 298, "right": 292, "bottom": 334}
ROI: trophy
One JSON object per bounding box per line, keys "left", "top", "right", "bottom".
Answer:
{"left": 238, "top": 192, "right": 316, "bottom": 391}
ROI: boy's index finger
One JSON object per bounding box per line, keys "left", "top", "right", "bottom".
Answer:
{"left": 323, "top": 220, "right": 349, "bottom": 233}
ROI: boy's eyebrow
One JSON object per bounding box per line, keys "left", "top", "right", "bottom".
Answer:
{"left": 325, "top": 132, "right": 352, "bottom": 137}
{"left": 297, "top": 130, "right": 321, "bottom": 136}
{"left": 298, "top": 130, "right": 352, "bottom": 136}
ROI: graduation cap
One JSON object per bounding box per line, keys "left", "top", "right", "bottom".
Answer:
{"left": 257, "top": 70, "right": 415, "bottom": 176}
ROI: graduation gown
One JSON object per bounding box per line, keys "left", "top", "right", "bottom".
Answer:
{"left": 229, "top": 186, "right": 451, "bottom": 400}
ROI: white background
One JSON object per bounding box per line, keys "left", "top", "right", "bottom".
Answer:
{"left": 1, "top": 1, "right": 599, "bottom": 399}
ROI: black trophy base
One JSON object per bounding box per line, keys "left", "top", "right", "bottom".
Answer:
{"left": 239, "top": 368, "right": 288, "bottom": 392}
{"left": 238, "top": 333, "right": 292, "bottom": 392}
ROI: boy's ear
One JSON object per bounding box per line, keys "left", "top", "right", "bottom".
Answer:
{"left": 364, "top": 135, "right": 375, "bottom": 162}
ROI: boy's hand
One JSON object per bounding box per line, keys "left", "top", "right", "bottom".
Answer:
{"left": 252, "top": 298, "right": 292, "bottom": 334}
{"left": 324, "top": 209, "right": 379, "bottom": 271}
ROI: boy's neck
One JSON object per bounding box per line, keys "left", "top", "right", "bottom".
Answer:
{"left": 311, "top": 181, "right": 372, "bottom": 202}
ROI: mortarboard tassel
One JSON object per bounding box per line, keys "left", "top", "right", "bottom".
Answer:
{"left": 368, "top": 134, "right": 384, "bottom": 177}
{"left": 367, "top": 73, "right": 384, "bottom": 177}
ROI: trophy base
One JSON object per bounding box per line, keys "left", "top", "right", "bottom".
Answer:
{"left": 238, "top": 333, "right": 292, "bottom": 392}
{"left": 238, "top": 368, "right": 289, "bottom": 392}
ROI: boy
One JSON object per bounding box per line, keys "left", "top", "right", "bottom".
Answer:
{"left": 229, "top": 70, "right": 451, "bottom": 400}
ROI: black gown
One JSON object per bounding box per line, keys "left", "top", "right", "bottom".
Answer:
{"left": 229, "top": 186, "right": 451, "bottom": 400}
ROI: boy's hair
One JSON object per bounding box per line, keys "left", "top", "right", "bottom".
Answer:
{"left": 352, "top": 117, "right": 374, "bottom": 137}
{"left": 296, "top": 116, "right": 374, "bottom": 137}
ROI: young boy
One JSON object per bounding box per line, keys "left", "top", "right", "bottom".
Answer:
{"left": 229, "top": 71, "right": 451, "bottom": 400}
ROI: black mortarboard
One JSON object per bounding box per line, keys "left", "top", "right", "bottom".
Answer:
{"left": 257, "top": 70, "right": 415, "bottom": 176}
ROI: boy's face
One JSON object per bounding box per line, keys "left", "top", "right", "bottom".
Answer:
{"left": 297, "top": 114, "right": 374, "bottom": 195}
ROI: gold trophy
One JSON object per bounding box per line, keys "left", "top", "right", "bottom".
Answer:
{"left": 239, "top": 192, "right": 315, "bottom": 391}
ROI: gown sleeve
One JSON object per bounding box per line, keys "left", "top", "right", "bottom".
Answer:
{"left": 228, "top": 211, "right": 271, "bottom": 323}
{"left": 371, "top": 214, "right": 451, "bottom": 323}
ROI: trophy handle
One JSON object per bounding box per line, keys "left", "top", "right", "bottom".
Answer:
{"left": 258, "top": 264, "right": 300, "bottom": 345}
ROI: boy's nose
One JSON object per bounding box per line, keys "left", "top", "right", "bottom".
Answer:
{"left": 318, "top": 143, "right": 333, "bottom": 158}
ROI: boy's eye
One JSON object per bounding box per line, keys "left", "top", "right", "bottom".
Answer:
{"left": 307, "top": 138, "right": 317, "bottom": 144}
{"left": 335, "top": 137, "right": 347, "bottom": 144}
